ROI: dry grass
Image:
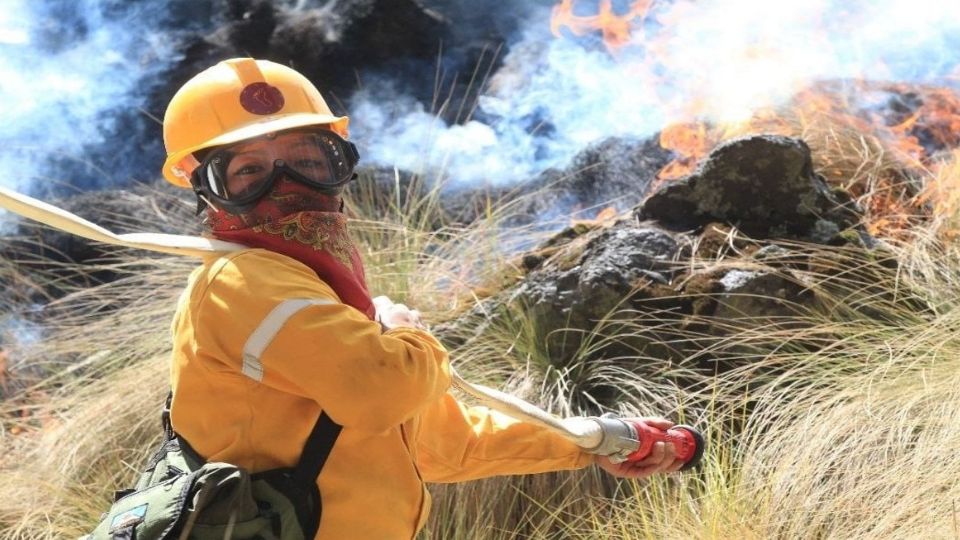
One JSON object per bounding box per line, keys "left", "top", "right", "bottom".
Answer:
{"left": 2, "top": 95, "right": 960, "bottom": 538}
{"left": 420, "top": 222, "right": 960, "bottom": 539}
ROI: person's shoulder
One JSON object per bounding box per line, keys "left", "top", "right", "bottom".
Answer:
{"left": 193, "top": 248, "right": 338, "bottom": 301}
{"left": 211, "top": 248, "right": 312, "bottom": 274}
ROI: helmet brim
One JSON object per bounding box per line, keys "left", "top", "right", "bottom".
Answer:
{"left": 162, "top": 112, "right": 349, "bottom": 187}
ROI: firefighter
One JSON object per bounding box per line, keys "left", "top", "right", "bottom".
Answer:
{"left": 161, "top": 58, "right": 683, "bottom": 539}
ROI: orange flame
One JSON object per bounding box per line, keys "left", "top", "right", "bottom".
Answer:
{"left": 550, "top": 0, "right": 653, "bottom": 54}
{"left": 652, "top": 83, "right": 960, "bottom": 236}
{"left": 548, "top": 2, "right": 960, "bottom": 236}
{"left": 885, "top": 85, "right": 960, "bottom": 160}
{"left": 571, "top": 206, "right": 619, "bottom": 228}
{"left": 656, "top": 123, "right": 709, "bottom": 181}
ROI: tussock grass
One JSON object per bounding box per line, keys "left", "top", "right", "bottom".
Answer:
{"left": 0, "top": 356, "right": 167, "bottom": 539}
{"left": 2, "top": 118, "right": 960, "bottom": 539}
{"left": 423, "top": 226, "right": 960, "bottom": 539}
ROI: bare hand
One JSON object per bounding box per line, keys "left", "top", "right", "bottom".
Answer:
{"left": 372, "top": 295, "right": 425, "bottom": 330}
{"left": 595, "top": 417, "right": 686, "bottom": 479}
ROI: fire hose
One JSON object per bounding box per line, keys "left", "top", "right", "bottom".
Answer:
{"left": 0, "top": 185, "right": 704, "bottom": 469}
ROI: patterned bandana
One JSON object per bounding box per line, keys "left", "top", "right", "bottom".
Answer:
{"left": 206, "top": 178, "right": 375, "bottom": 320}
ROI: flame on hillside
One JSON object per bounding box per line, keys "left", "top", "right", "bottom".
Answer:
{"left": 570, "top": 206, "right": 618, "bottom": 228}
{"left": 550, "top": 0, "right": 960, "bottom": 235}
{"left": 656, "top": 122, "right": 707, "bottom": 181}
{"left": 550, "top": 0, "right": 653, "bottom": 54}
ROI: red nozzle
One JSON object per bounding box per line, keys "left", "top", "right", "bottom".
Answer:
{"left": 624, "top": 421, "right": 705, "bottom": 471}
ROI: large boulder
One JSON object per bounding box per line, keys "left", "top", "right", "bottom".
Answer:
{"left": 439, "top": 134, "right": 880, "bottom": 379}
{"left": 512, "top": 222, "right": 681, "bottom": 343}
{"left": 637, "top": 135, "right": 861, "bottom": 242}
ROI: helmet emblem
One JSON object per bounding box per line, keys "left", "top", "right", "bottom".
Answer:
{"left": 239, "top": 82, "right": 285, "bottom": 115}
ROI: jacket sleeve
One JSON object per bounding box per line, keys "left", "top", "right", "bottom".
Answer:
{"left": 414, "top": 392, "right": 594, "bottom": 483}
{"left": 193, "top": 250, "right": 451, "bottom": 432}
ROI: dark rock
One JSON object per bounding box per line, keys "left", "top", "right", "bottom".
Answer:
{"left": 512, "top": 222, "right": 680, "bottom": 357}
{"left": 752, "top": 244, "right": 796, "bottom": 262}
{"left": 637, "top": 135, "right": 862, "bottom": 240}
{"left": 689, "top": 222, "right": 757, "bottom": 259}
{"left": 434, "top": 134, "right": 905, "bottom": 386}
{"left": 711, "top": 269, "right": 813, "bottom": 321}
{"left": 521, "top": 253, "right": 544, "bottom": 271}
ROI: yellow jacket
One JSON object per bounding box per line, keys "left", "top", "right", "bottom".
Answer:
{"left": 169, "top": 248, "right": 593, "bottom": 539}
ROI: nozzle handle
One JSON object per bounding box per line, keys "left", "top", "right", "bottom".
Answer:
{"left": 624, "top": 421, "right": 705, "bottom": 471}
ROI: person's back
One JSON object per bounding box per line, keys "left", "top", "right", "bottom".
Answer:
{"left": 172, "top": 248, "right": 446, "bottom": 537}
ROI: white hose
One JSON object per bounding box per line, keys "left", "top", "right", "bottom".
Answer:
{"left": 448, "top": 370, "right": 603, "bottom": 448}
{"left": 0, "top": 186, "right": 245, "bottom": 257}
{"left": 0, "top": 185, "right": 604, "bottom": 450}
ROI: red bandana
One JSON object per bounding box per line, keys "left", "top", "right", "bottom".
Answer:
{"left": 206, "top": 179, "right": 375, "bottom": 320}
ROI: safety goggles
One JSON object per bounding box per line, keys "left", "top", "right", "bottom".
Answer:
{"left": 191, "top": 128, "right": 359, "bottom": 214}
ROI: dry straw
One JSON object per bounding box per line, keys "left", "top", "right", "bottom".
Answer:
{"left": 2, "top": 100, "right": 959, "bottom": 538}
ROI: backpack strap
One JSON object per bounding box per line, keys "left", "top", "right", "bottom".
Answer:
{"left": 161, "top": 391, "right": 342, "bottom": 485}
{"left": 159, "top": 392, "right": 341, "bottom": 538}
{"left": 293, "top": 411, "right": 342, "bottom": 488}
{"left": 161, "top": 392, "right": 175, "bottom": 441}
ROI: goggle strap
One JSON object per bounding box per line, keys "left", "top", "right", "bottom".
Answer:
{"left": 347, "top": 141, "right": 360, "bottom": 165}
{"left": 192, "top": 183, "right": 224, "bottom": 216}
{"left": 198, "top": 193, "right": 222, "bottom": 214}
{"left": 190, "top": 171, "right": 208, "bottom": 216}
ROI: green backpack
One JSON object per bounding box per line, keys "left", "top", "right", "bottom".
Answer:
{"left": 84, "top": 396, "right": 341, "bottom": 540}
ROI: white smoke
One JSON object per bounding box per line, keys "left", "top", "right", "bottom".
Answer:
{"left": 0, "top": 0, "right": 178, "bottom": 194}
{"left": 1, "top": 0, "right": 958, "bottom": 199}
{"left": 0, "top": 311, "right": 43, "bottom": 353}
{"left": 351, "top": 0, "right": 960, "bottom": 188}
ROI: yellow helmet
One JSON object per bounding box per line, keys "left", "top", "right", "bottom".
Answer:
{"left": 161, "top": 58, "right": 350, "bottom": 187}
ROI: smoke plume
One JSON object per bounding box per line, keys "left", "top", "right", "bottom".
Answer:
{"left": 1, "top": 0, "right": 959, "bottom": 197}
{"left": 352, "top": 0, "right": 960, "bottom": 188}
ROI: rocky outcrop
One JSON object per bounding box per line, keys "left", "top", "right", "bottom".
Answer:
{"left": 637, "top": 136, "right": 862, "bottom": 242}
{"left": 439, "top": 135, "right": 884, "bottom": 379}
{"left": 513, "top": 224, "right": 681, "bottom": 342}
